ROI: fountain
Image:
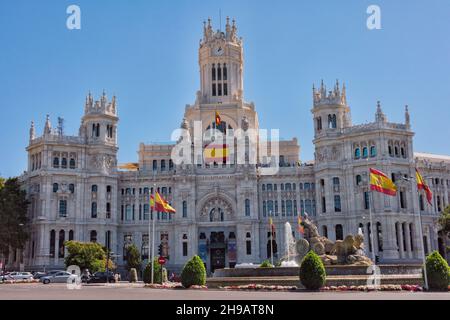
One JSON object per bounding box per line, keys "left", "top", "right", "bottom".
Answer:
{"left": 281, "top": 222, "right": 299, "bottom": 267}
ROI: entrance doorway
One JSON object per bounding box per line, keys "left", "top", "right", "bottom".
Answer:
{"left": 210, "top": 248, "right": 225, "bottom": 272}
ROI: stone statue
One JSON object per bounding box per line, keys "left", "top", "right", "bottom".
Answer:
{"left": 294, "top": 216, "right": 372, "bottom": 266}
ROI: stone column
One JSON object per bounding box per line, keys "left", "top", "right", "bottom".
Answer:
{"left": 381, "top": 217, "right": 399, "bottom": 260}
{"left": 396, "top": 222, "right": 404, "bottom": 259}
{"left": 405, "top": 223, "right": 412, "bottom": 259}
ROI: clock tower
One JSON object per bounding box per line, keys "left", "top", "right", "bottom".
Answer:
{"left": 198, "top": 17, "right": 244, "bottom": 104}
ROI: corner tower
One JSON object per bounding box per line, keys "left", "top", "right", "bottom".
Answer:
{"left": 198, "top": 17, "right": 244, "bottom": 104}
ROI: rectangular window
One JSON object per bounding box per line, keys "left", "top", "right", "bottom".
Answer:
{"left": 246, "top": 240, "right": 252, "bottom": 255}
{"left": 106, "top": 202, "right": 111, "bottom": 219}
{"left": 364, "top": 192, "right": 370, "bottom": 210}
{"left": 321, "top": 197, "right": 326, "bottom": 213}
{"left": 59, "top": 200, "right": 67, "bottom": 218}
{"left": 212, "top": 84, "right": 216, "bottom": 96}
{"left": 218, "top": 83, "right": 222, "bottom": 96}
{"left": 143, "top": 204, "right": 149, "bottom": 220}
{"left": 182, "top": 242, "right": 188, "bottom": 257}
{"left": 223, "top": 83, "right": 228, "bottom": 96}
{"left": 126, "top": 205, "right": 132, "bottom": 221}
{"left": 400, "top": 191, "right": 406, "bottom": 209}
{"left": 334, "top": 195, "right": 341, "bottom": 212}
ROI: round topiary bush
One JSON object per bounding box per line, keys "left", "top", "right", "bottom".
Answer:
{"left": 129, "top": 268, "right": 138, "bottom": 283}
{"left": 299, "top": 250, "right": 326, "bottom": 290}
{"left": 425, "top": 251, "right": 450, "bottom": 291}
{"left": 181, "top": 255, "right": 206, "bottom": 288}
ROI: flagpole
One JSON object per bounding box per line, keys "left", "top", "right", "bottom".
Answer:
{"left": 413, "top": 172, "right": 429, "bottom": 290}
{"left": 150, "top": 183, "right": 156, "bottom": 284}
{"left": 368, "top": 189, "right": 377, "bottom": 264}
{"left": 269, "top": 211, "right": 274, "bottom": 266}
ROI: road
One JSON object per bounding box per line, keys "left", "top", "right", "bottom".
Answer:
{"left": 0, "top": 283, "right": 448, "bottom": 300}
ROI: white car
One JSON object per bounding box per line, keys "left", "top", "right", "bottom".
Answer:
{"left": 1, "top": 272, "right": 34, "bottom": 281}
{"left": 40, "top": 271, "right": 79, "bottom": 284}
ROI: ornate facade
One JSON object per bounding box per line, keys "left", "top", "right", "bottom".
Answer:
{"left": 10, "top": 18, "right": 449, "bottom": 273}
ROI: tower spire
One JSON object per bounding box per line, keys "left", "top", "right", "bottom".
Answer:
{"left": 44, "top": 115, "right": 52, "bottom": 135}
{"left": 405, "top": 105, "right": 410, "bottom": 129}
{"left": 29, "top": 121, "right": 35, "bottom": 141}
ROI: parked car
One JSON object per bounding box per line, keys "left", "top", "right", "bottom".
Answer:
{"left": 1, "top": 272, "right": 34, "bottom": 281}
{"left": 87, "top": 271, "right": 116, "bottom": 283}
{"left": 32, "top": 272, "right": 47, "bottom": 280}
{"left": 40, "top": 271, "right": 79, "bottom": 284}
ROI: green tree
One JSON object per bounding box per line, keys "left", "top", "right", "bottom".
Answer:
{"left": 0, "top": 177, "right": 29, "bottom": 257}
{"left": 438, "top": 205, "right": 450, "bottom": 236}
{"left": 425, "top": 251, "right": 450, "bottom": 291}
{"left": 299, "top": 251, "right": 326, "bottom": 290}
{"left": 125, "top": 244, "right": 142, "bottom": 272}
{"left": 143, "top": 257, "right": 167, "bottom": 284}
{"left": 181, "top": 255, "right": 206, "bottom": 288}
{"left": 64, "top": 241, "right": 113, "bottom": 273}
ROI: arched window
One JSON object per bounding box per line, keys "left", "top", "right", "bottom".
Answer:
{"left": 91, "top": 202, "right": 97, "bottom": 218}
{"left": 53, "top": 157, "right": 59, "bottom": 168}
{"left": 161, "top": 160, "right": 166, "bottom": 171}
{"left": 153, "top": 160, "right": 157, "bottom": 171}
{"left": 53, "top": 183, "right": 59, "bottom": 193}
{"left": 105, "top": 231, "right": 111, "bottom": 251}
{"left": 285, "top": 183, "right": 292, "bottom": 191}
{"left": 388, "top": 145, "right": 393, "bottom": 157}
{"left": 90, "top": 230, "right": 97, "bottom": 243}
{"left": 354, "top": 148, "right": 361, "bottom": 159}
{"left": 182, "top": 201, "right": 187, "bottom": 218}
{"left": 401, "top": 147, "right": 406, "bottom": 158}
{"left": 356, "top": 175, "right": 362, "bottom": 186}
{"left": 217, "top": 63, "right": 222, "bottom": 80}
{"left": 267, "top": 200, "right": 274, "bottom": 215}
{"left": 335, "top": 224, "right": 343, "bottom": 240}
{"left": 61, "top": 158, "right": 67, "bottom": 169}
{"left": 263, "top": 201, "right": 267, "bottom": 217}
{"left": 370, "top": 146, "right": 377, "bottom": 157}
{"left": 394, "top": 146, "right": 399, "bottom": 157}
{"left": 91, "top": 185, "right": 98, "bottom": 193}
{"left": 362, "top": 147, "right": 368, "bottom": 158}
{"left": 69, "top": 230, "right": 74, "bottom": 241}
{"left": 212, "top": 64, "right": 216, "bottom": 81}
{"left": 316, "top": 117, "right": 322, "bottom": 131}
{"left": 245, "top": 199, "right": 250, "bottom": 216}
{"left": 49, "top": 230, "right": 56, "bottom": 257}
{"left": 58, "top": 230, "right": 65, "bottom": 258}
{"left": 69, "top": 158, "right": 76, "bottom": 169}
{"left": 223, "top": 63, "right": 227, "bottom": 80}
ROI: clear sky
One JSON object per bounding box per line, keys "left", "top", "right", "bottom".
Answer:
{"left": 1, "top": 0, "right": 449, "bottom": 177}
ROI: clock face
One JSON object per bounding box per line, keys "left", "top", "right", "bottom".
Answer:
{"left": 214, "top": 46, "right": 224, "bottom": 56}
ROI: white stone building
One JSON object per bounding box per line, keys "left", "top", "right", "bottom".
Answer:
{"left": 8, "top": 18, "right": 449, "bottom": 273}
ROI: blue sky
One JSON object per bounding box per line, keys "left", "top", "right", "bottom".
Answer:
{"left": 1, "top": 0, "right": 449, "bottom": 177}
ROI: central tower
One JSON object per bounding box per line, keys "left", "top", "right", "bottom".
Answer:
{"left": 198, "top": 17, "right": 244, "bottom": 104}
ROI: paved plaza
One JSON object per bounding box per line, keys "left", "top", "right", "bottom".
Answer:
{"left": 0, "top": 283, "right": 448, "bottom": 300}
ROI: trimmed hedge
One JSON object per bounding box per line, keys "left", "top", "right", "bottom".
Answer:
{"left": 259, "top": 260, "right": 274, "bottom": 268}
{"left": 299, "top": 251, "right": 326, "bottom": 290}
{"left": 181, "top": 255, "right": 206, "bottom": 288}
{"left": 143, "top": 258, "right": 168, "bottom": 284}
{"left": 425, "top": 251, "right": 450, "bottom": 291}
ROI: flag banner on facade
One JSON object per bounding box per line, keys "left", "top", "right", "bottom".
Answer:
{"left": 297, "top": 216, "right": 304, "bottom": 235}
{"left": 155, "top": 192, "right": 176, "bottom": 213}
{"left": 369, "top": 168, "right": 397, "bottom": 196}
{"left": 117, "top": 163, "right": 139, "bottom": 171}
{"left": 204, "top": 144, "right": 229, "bottom": 163}
{"left": 416, "top": 168, "right": 433, "bottom": 205}
{"left": 215, "top": 111, "right": 221, "bottom": 126}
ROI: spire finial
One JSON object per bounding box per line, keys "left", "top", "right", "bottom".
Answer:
{"left": 405, "top": 104, "right": 410, "bottom": 128}
{"left": 44, "top": 114, "right": 52, "bottom": 135}
{"left": 30, "top": 121, "right": 35, "bottom": 141}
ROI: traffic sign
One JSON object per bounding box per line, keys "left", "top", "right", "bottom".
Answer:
{"left": 158, "top": 256, "right": 166, "bottom": 265}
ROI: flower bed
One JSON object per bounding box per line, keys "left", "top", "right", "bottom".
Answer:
{"left": 0, "top": 279, "right": 40, "bottom": 284}
{"left": 320, "top": 284, "right": 423, "bottom": 292}
{"left": 220, "top": 284, "right": 298, "bottom": 291}
{"left": 145, "top": 282, "right": 207, "bottom": 290}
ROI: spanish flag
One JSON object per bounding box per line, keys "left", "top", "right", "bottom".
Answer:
{"left": 297, "top": 216, "right": 304, "bottom": 235}
{"left": 204, "top": 144, "right": 229, "bottom": 163}
{"left": 416, "top": 169, "right": 432, "bottom": 205}
{"left": 269, "top": 217, "right": 275, "bottom": 235}
{"left": 117, "top": 163, "right": 139, "bottom": 171}
{"left": 215, "top": 111, "right": 221, "bottom": 126}
{"left": 150, "top": 195, "right": 155, "bottom": 210}
{"left": 370, "top": 168, "right": 397, "bottom": 196}
{"left": 155, "top": 192, "right": 176, "bottom": 213}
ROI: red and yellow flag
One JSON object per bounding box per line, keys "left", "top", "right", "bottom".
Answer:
{"left": 204, "top": 144, "right": 229, "bottom": 163}
{"left": 369, "top": 168, "right": 397, "bottom": 196}
{"left": 155, "top": 192, "right": 176, "bottom": 213}
{"left": 150, "top": 195, "right": 155, "bottom": 210}
{"left": 297, "top": 216, "right": 304, "bottom": 235}
{"left": 215, "top": 111, "right": 221, "bottom": 126}
{"left": 269, "top": 217, "right": 275, "bottom": 234}
{"left": 416, "top": 169, "right": 432, "bottom": 205}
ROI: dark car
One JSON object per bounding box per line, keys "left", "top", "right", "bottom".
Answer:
{"left": 33, "top": 272, "right": 47, "bottom": 280}
{"left": 87, "top": 271, "right": 116, "bottom": 283}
